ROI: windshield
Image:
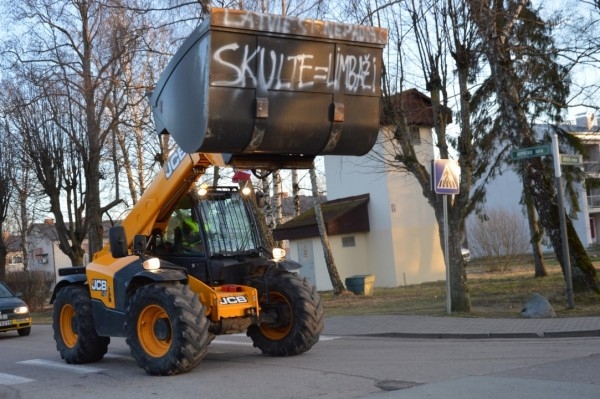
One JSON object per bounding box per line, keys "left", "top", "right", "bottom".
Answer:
{"left": 198, "top": 191, "right": 258, "bottom": 255}
{"left": 0, "top": 283, "right": 14, "bottom": 298}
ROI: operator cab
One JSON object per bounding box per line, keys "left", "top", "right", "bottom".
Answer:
{"left": 149, "top": 186, "right": 269, "bottom": 284}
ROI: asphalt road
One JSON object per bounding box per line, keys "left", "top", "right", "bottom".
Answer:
{"left": 1, "top": 324, "right": 599, "bottom": 399}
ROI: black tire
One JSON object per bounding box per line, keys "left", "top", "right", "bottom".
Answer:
{"left": 17, "top": 327, "right": 31, "bottom": 336}
{"left": 52, "top": 285, "right": 110, "bottom": 363}
{"left": 125, "top": 283, "right": 210, "bottom": 376}
{"left": 247, "top": 272, "right": 324, "bottom": 356}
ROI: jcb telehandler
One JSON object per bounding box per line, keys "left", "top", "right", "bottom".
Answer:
{"left": 50, "top": 8, "right": 387, "bottom": 375}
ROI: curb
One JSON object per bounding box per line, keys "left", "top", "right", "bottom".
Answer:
{"left": 334, "top": 330, "right": 600, "bottom": 339}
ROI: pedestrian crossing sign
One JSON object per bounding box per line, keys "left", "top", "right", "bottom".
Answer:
{"left": 433, "top": 159, "right": 460, "bottom": 195}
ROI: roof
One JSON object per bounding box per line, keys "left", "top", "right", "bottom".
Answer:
{"left": 272, "top": 194, "right": 370, "bottom": 241}
{"left": 381, "top": 88, "right": 453, "bottom": 127}
{"left": 5, "top": 235, "right": 22, "bottom": 252}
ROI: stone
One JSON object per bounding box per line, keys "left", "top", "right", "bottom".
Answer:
{"left": 520, "top": 293, "right": 556, "bottom": 318}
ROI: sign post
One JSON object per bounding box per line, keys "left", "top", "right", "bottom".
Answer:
{"left": 433, "top": 159, "right": 460, "bottom": 315}
{"left": 511, "top": 141, "right": 575, "bottom": 309}
{"left": 551, "top": 135, "right": 575, "bottom": 309}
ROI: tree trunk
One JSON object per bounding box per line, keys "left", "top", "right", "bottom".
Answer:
{"left": 292, "top": 169, "right": 300, "bottom": 216}
{"left": 523, "top": 175, "right": 547, "bottom": 277}
{"left": 309, "top": 167, "right": 345, "bottom": 294}
{"left": 274, "top": 171, "right": 283, "bottom": 226}
{"left": 445, "top": 197, "right": 472, "bottom": 312}
{"left": 0, "top": 235, "right": 6, "bottom": 282}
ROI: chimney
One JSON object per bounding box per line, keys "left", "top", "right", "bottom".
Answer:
{"left": 44, "top": 218, "right": 55, "bottom": 225}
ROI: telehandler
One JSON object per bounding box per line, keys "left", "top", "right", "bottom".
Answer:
{"left": 50, "top": 8, "right": 387, "bottom": 375}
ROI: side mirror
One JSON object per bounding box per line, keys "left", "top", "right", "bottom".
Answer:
{"left": 109, "top": 226, "right": 128, "bottom": 258}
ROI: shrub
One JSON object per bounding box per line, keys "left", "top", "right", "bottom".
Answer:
{"left": 467, "top": 208, "right": 530, "bottom": 272}
{"left": 5, "top": 270, "right": 54, "bottom": 311}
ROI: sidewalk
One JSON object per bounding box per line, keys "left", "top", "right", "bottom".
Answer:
{"left": 323, "top": 314, "right": 600, "bottom": 338}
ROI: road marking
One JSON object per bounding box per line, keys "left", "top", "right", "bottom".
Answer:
{"left": 17, "top": 359, "right": 105, "bottom": 374}
{"left": 0, "top": 372, "right": 34, "bottom": 385}
{"left": 103, "top": 353, "right": 131, "bottom": 360}
{"left": 212, "top": 338, "right": 253, "bottom": 346}
{"left": 210, "top": 335, "right": 338, "bottom": 346}
{"left": 319, "top": 336, "right": 339, "bottom": 341}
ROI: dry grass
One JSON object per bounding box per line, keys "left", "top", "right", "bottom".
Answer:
{"left": 32, "top": 257, "right": 600, "bottom": 324}
{"left": 321, "top": 258, "right": 600, "bottom": 318}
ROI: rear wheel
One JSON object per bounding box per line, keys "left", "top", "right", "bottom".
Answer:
{"left": 52, "top": 285, "right": 109, "bottom": 363}
{"left": 125, "top": 283, "right": 210, "bottom": 375}
{"left": 247, "top": 272, "right": 324, "bottom": 356}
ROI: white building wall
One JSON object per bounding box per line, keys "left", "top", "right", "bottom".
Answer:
{"left": 471, "top": 138, "right": 591, "bottom": 255}
{"left": 289, "top": 233, "right": 371, "bottom": 292}
{"left": 27, "top": 235, "right": 73, "bottom": 284}
{"left": 324, "top": 127, "right": 446, "bottom": 287}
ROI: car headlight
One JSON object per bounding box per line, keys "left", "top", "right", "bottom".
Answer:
{"left": 14, "top": 305, "right": 29, "bottom": 314}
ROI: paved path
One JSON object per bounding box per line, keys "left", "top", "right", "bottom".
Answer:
{"left": 323, "top": 315, "right": 600, "bottom": 398}
{"left": 323, "top": 314, "right": 600, "bottom": 338}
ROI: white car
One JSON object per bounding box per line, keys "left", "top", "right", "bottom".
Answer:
{"left": 461, "top": 248, "right": 471, "bottom": 263}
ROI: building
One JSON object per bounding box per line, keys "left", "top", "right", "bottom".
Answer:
{"left": 573, "top": 112, "right": 600, "bottom": 246}
{"left": 25, "top": 219, "right": 73, "bottom": 283}
{"left": 273, "top": 194, "right": 371, "bottom": 290}
{"left": 468, "top": 113, "right": 595, "bottom": 256}
{"left": 274, "top": 89, "right": 448, "bottom": 291}
{"left": 5, "top": 233, "right": 24, "bottom": 273}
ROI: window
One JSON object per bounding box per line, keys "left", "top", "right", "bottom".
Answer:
{"left": 410, "top": 126, "right": 421, "bottom": 145}
{"left": 342, "top": 236, "right": 356, "bottom": 248}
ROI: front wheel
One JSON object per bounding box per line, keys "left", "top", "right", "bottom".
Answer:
{"left": 247, "top": 272, "right": 324, "bottom": 356}
{"left": 125, "top": 283, "right": 210, "bottom": 376}
{"left": 17, "top": 327, "right": 31, "bottom": 336}
{"left": 52, "top": 284, "right": 109, "bottom": 363}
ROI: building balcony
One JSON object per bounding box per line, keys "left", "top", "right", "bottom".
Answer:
{"left": 583, "top": 161, "right": 600, "bottom": 174}
{"left": 588, "top": 195, "right": 600, "bottom": 211}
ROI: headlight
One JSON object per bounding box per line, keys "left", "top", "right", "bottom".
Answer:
{"left": 14, "top": 305, "right": 29, "bottom": 314}
{"left": 197, "top": 184, "right": 208, "bottom": 196}
{"left": 272, "top": 248, "right": 286, "bottom": 261}
{"left": 143, "top": 258, "right": 161, "bottom": 270}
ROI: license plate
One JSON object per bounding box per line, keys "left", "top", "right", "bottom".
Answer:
{"left": 0, "top": 319, "right": 13, "bottom": 327}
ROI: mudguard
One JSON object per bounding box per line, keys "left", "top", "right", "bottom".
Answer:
{"left": 50, "top": 272, "right": 87, "bottom": 304}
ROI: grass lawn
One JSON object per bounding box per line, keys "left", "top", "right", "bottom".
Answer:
{"left": 32, "top": 256, "right": 600, "bottom": 324}
{"left": 321, "top": 258, "right": 600, "bottom": 318}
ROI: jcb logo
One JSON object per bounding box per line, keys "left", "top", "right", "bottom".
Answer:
{"left": 165, "top": 147, "right": 187, "bottom": 179}
{"left": 220, "top": 295, "right": 248, "bottom": 305}
{"left": 91, "top": 279, "right": 107, "bottom": 292}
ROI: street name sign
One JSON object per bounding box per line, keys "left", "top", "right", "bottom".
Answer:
{"left": 510, "top": 144, "right": 551, "bottom": 160}
{"left": 559, "top": 154, "right": 582, "bottom": 166}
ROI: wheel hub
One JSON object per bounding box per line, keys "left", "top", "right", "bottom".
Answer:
{"left": 153, "top": 318, "right": 171, "bottom": 341}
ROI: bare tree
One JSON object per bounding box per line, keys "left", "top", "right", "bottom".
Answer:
{"left": 468, "top": 208, "right": 530, "bottom": 272}
{"left": 2, "top": 76, "right": 90, "bottom": 266}
{"left": 363, "top": 0, "right": 490, "bottom": 311}
{"left": 0, "top": 122, "right": 15, "bottom": 281}
{"left": 0, "top": 1, "right": 207, "bottom": 262}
